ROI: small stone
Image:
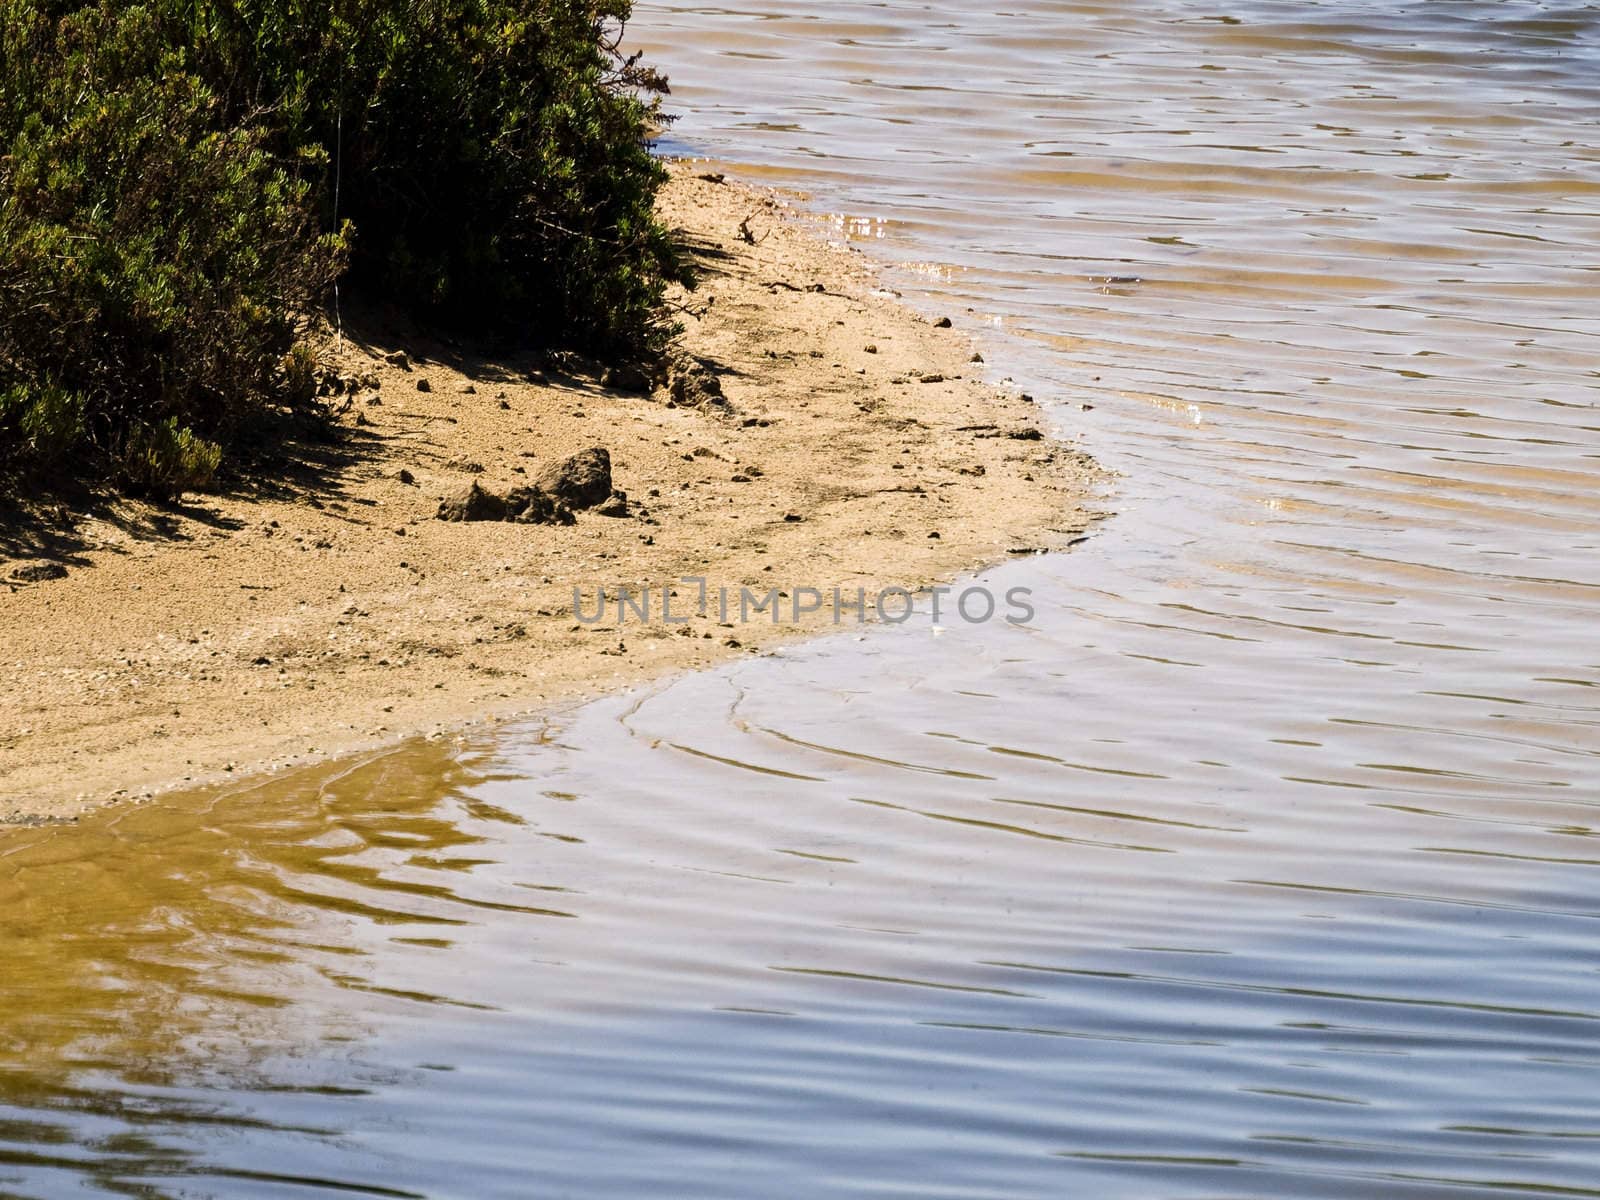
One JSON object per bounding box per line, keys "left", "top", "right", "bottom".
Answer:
{"left": 384, "top": 351, "right": 410, "bottom": 370}
{"left": 437, "top": 481, "right": 508, "bottom": 522}
{"left": 594, "top": 491, "right": 631, "bottom": 518}
{"left": 416, "top": 378, "right": 432, "bottom": 393}
{"left": 667, "top": 355, "right": 725, "bottom": 408}
{"left": 602, "top": 363, "right": 652, "bottom": 394}
{"left": 396, "top": 468, "right": 416, "bottom": 485}
{"left": 919, "top": 374, "right": 946, "bottom": 385}
{"left": 535, "top": 447, "right": 613, "bottom": 509}
{"left": 933, "top": 317, "right": 953, "bottom": 328}
{"left": 505, "top": 486, "right": 576, "bottom": 526}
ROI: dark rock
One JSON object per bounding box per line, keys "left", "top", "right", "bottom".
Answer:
{"left": 384, "top": 351, "right": 410, "bottom": 370}
{"left": 602, "top": 363, "right": 653, "bottom": 395}
{"left": 919, "top": 374, "right": 946, "bottom": 385}
{"left": 667, "top": 355, "right": 725, "bottom": 408}
{"left": 416, "top": 377, "right": 432, "bottom": 393}
{"left": 933, "top": 316, "right": 953, "bottom": 328}
{"left": 434, "top": 450, "right": 615, "bottom": 525}
{"left": 594, "top": 490, "right": 631, "bottom": 518}
{"left": 9, "top": 562, "right": 68, "bottom": 583}
{"left": 535, "top": 447, "right": 612, "bottom": 509}
{"left": 437, "top": 481, "right": 508, "bottom": 522}
{"left": 1007, "top": 427, "right": 1044, "bottom": 441}
{"left": 396, "top": 468, "right": 416, "bottom": 485}
{"left": 505, "top": 486, "right": 576, "bottom": 526}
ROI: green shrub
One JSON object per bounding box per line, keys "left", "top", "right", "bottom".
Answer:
{"left": 179, "top": 0, "right": 684, "bottom": 353}
{"left": 0, "top": 0, "right": 681, "bottom": 489}
{"left": 118, "top": 416, "right": 224, "bottom": 497}
{"left": 0, "top": 1, "right": 344, "bottom": 483}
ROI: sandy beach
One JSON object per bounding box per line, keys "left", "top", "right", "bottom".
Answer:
{"left": 0, "top": 166, "right": 1099, "bottom": 822}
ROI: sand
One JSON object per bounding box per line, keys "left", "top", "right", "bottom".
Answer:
{"left": 0, "top": 166, "right": 1100, "bottom": 822}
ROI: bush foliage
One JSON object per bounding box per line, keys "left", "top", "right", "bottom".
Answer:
{"left": 0, "top": 0, "right": 679, "bottom": 490}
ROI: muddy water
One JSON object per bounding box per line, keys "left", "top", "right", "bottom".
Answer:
{"left": 5, "top": 2, "right": 1600, "bottom": 1197}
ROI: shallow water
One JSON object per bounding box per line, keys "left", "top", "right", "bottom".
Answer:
{"left": 4, "top": 2, "right": 1600, "bottom": 1196}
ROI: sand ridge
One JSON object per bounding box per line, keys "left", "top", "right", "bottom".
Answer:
{"left": 0, "top": 166, "right": 1101, "bottom": 821}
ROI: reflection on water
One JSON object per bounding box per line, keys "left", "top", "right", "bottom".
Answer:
{"left": 5, "top": 1, "right": 1600, "bottom": 1195}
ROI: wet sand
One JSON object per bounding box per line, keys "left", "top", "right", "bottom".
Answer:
{"left": 0, "top": 166, "right": 1099, "bottom": 821}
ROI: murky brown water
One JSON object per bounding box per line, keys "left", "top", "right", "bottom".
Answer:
{"left": 5, "top": 2, "right": 1600, "bottom": 1196}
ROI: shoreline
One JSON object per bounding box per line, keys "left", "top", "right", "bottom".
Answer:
{"left": 0, "top": 165, "right": 1101, "bottom": 823}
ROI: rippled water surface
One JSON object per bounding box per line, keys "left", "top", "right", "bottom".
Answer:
{"left": 5, "top": 2, "right": 1600, "bottom": 1196}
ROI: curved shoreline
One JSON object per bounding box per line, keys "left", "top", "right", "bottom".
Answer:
{"left": 0, "top": 165, "right": 1101, "bottom": 823}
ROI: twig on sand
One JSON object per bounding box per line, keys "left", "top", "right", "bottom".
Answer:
{"left": 763, "top": 279, "right": 849, "bottom": 298}
{"left": 737, "top": 210, "right": 768, "bottom": 246}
